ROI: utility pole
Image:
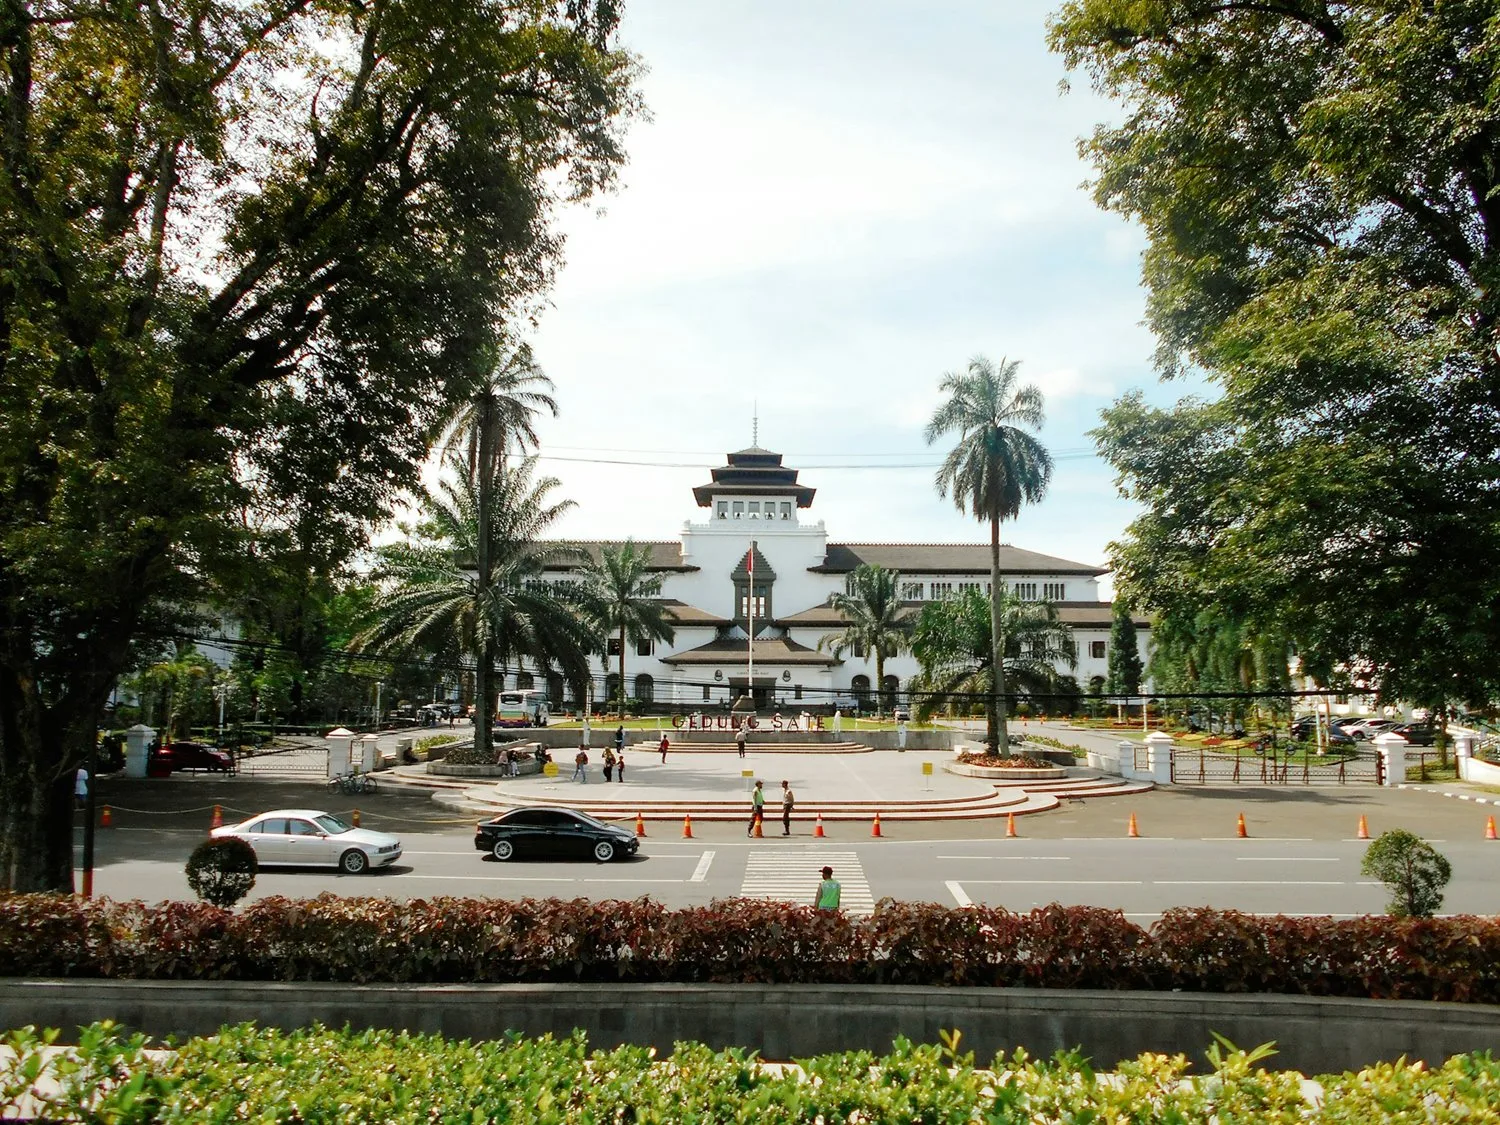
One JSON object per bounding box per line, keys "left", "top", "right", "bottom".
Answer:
{"left": 374, "top": 681, "right": 383, "bottom": 731}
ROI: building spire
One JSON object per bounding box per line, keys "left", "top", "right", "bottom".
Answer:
{"left": 752, "top": 401, "right": 758, "bottom": 447}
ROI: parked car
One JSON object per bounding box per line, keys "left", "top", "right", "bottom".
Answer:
{"left": 475, "top": 807, "right": 639, "bottom": 863}
{"left": 1341, "top": 718, "right": 1400, "bottom": 741}
{"left": 1389, "top": 722, "right": 1437, "bottom": 746}
{"left": 156, "top": 741, "right": 234, "bottom": 772}
{"left": 891, "top": 706, "right": 911, "bottom": 722}
{"left": 212, "top": 809, "right": 402, "bottom": 873}
{"left": 1290, "top": 717, "right": 1355, "bottom": 744}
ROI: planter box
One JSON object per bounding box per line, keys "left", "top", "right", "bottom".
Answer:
{"left": 944, "top": 763, "right": 1069, "bottom": 780}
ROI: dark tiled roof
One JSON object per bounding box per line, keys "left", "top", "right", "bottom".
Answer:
{"left": 661, "top": 635, "right": 839, "bottom": 666}
{"left": 660, "top": 599, "right": 730, "bottom": 626}
{"left": 776, "top": 599, "right": 919, "bottom": 627}
{"left": 539, "top": 541, "right": 698, "bottom": 572}
{"left": 810, "top": 543, "right": 1106, "bottom": 576}
{"left": 778, "top": 599, "right": 1148, "bottom": 630}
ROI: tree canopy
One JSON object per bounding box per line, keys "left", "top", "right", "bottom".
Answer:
{"left": 0, "top": 0, "right": 638, "bottom": 891}
{"left": 578, "top": 541, "right": 676, "bottom": 715}
{"left": 818, "top": 564, "right": 910, "bottom": 715}
{"left": 1051, "top": 0, "right": 1500, "bottom": 710}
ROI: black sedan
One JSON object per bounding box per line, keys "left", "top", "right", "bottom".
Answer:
{"left": 475, "top": 807, "right": 639, "bottom": 863}
{"left": 1389, "top": 722, "right": 1437, "bottom": 746}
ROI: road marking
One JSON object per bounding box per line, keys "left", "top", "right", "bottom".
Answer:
{"left": 737, "top": 850, "right": 875, "bottom": 915}
{"left": 937, "top": 855, "right": 1071, "bottom": 861}
{"left": 946, "top": 880, "right": 972, "bottom": 907}
{"left": 1154, "top": 880, "right": 1350, "bottom": 886}
{"left": 1235, "top": 857, "right": 1339, "bottom": 863}
{"left": 690, "top": 851, "right": 715, "bottom": 882}
{"left": 961, "top": 879, "right": 1143, "bottom": 886}
{"left": 390, "top": 873, "right": 687, "bottom": 884}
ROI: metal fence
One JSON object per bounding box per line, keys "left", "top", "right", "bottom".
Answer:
{"left": 1170, "top": 745, "right": 1382, "bottom": 785}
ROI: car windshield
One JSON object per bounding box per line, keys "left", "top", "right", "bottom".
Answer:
{"left": 314, "top": 814, "right": 353, "bottom": 835}
{"left": 570, "top": 810, "right": 611, "bottom": 830}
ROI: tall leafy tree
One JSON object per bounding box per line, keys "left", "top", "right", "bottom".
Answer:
{"left": 817, "top": 564, "right": 911, "bottom": 716}
{"left": 577, "top": 541, "right": 676, "bottom": 716}
{"left": 910, "top": 587, "right": 1077, "bottom": 732}
{"left": 1105, "top": 601, "right": 1143, "bottom": 718}
{"left": 1052, "top": 2, "right": 1500, "bottom": 715}
{"left": 356, "top": 455, "right": 599, "bottom": 757}
{"left": 435, "top": 341, "right": 559, "bottom": 749}
{"left": 925, "top": 356, "right": 1054, "bottom": 754}
{"left": 0, "top": 0, "right": 635, "bottom": 891}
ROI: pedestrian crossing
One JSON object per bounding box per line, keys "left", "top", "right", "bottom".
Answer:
{"left": 737, "top": 849, "right": 877, "bottom": 916}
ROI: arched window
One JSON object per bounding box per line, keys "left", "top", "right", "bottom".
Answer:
{"left": 547, "top": 672, "right": 564, "bottom": 706}
{"left": 851, "top": 674, "right": 870, "bottom": 704}
{"left": 881, "top": 674, "right": 900, "bottom": 710}
{"left": 605, "top": 674, "right": 620, "bottom": 705}
{"left": 515, "top": 671, "right": 534, "bottom": 690}
{"left": 634, "top": 673, "right": 654, "bottom": 704}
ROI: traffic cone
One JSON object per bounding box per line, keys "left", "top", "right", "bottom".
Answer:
{"left": 1357, "top": 814, "right": 1369, "bottom": 840}
{"left": 1236, "top": 812, "right": 1247, "bottom": 839}
{"left": 753, "top": 815, "right": 764, "bottom": 838}
{"left": 1006, "top": 813, "right": 1018, "bottom": 838}
{"left": 814, "top": 814, "right": 826, "bottom": 838}
{"left": 210, "top": 804, "right": 223, "bottom": 831}
{"left": 635, "top": 812, "right": 647, "bottom": 837}
{"left": 871, "top": 812, "right": 883, "bottom": 838}
{"left": 1486, "top": 816, "right": 1496, "bottom": 841}
{"left": 352, "top": 808, "right": 360, "bottom": 827}
{"left": 681, "top": 814, "right": 693, "bottom": 839}
{"left": 100, "top": 805, "right": 112, "bottom": 829}
{"left": 1127, "top": 812, "right": 1140, "bottom": 838}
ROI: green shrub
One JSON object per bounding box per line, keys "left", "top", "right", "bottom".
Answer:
{"left": 184, "top": 838, "right": 257, "bottom": 909}
{"left": 1361, "top": 829, "right": 1452, "bottom": 918}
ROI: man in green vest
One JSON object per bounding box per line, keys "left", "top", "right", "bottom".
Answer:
{"left": 747, "top": 779, "right": 765, "bottom": 836}
{"left": 814, "top": 865, "right": 841, "bottom": 912}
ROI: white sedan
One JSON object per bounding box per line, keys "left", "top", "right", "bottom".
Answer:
{"left": 212, "top": 809, "right": 402, "bottom": 874}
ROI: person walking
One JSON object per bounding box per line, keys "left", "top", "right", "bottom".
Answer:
{"left": 74, "top": 766, "right": 89, "bottom": 809}
{"left": 615, "top": 748, "right": 625, "bottom": 782}
{"left": 659, "top": 734, "right": 670, "bottom": 764}
{"left": 780, "top": 779, "right": 795, "bottom": 836}
{"left": 736, "top": 724, "right": 747, "bottom": 758}
{"left": 747, "top": 779, "right": 765, "bottom": 836}
{"left": 813, "top": 866, "right": 842, "bottom": 912}
{"left": 573, "top": 745, "right": 589, "bottom": 783}
{"left": 602, "top": 747, "right": 615, "bottom": 782}
{"left": 614, "top": 725, "right": 625, "bottom": 754}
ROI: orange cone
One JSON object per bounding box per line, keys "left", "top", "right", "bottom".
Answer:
{"left": 1006, "top": 813, "right": 1018, "bottom": 838}
{"left": 1486, "top": 816, "right": 1496, "bottom": 841}
{"left": 352, "top": 808, "right": 360, "bottom": 827}
{"left": 681, "top": 814, "right": 693, "bottom": 839}
{"left": 100, "top": 805, "right": 112, "bottom": 828}
{"left": 210, "top": 804, "right": 223, "bottom": 831}
{"left": 813, "top": 814, "right": 825, "bottom": 838}
{"left": 1357, "top": 814, "right": 1369, "bottom": 840}
{"left": 753, "top": 814, "right": 764, "bottom": 838}
{"left": 1127, "top": 812, "right": 1140, "bottom": 838}
{"left": 1236, "top": 812, "right": 1247, "bottom": 838}
{"left": 871, "top": 812, "right": 883, "bottom": 838}
{"left": 635, "top": 812, "right": 647, "bottom": 837}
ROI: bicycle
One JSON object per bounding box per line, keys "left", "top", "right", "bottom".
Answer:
{"left": 328, "top": 771, "right": 378, "bottom": 795}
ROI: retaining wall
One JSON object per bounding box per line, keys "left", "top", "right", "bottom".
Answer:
{"left": 7, "top": 981, "right": 1498, "bottom": 1072}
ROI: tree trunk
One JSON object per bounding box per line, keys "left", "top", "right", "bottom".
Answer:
{"left": 474, "top": 399, "right": 495, "bottom": 760}
{"left": 990, "top": 516, "right": 1010, "bottom": 756}
{"left": 875, "top": 650, "right": 885, "bottom": 721}
{"left": 618, "top": 623, "right": 626, "bottom": 718}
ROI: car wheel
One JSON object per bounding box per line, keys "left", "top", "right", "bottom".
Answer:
{"left": 338, "top": 849, "right": 369, "bottom": 874}
{"left": 593, "top": 840, "right": 616, "bottom": 863}
{"left": 491, "top": 839, "right": 514, "bottom": 861}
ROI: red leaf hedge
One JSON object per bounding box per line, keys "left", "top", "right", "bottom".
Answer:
{"left": 2, "top": 894, "right": 1499, "bottom": 1001}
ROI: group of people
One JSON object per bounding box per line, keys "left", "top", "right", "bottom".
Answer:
{"left": 572, "top": 725, "right": 630, "bottom": 783}
{"left": 746, "top": 778, "right": 796, "bottom": 836}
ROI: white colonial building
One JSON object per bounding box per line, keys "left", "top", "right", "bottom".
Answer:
{"left": 517, "top": 445, "right": 1147, "bottom": 711}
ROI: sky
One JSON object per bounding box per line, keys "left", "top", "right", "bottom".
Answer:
{"left": 519, "top": 0, "right": 1195, "bottom": 593}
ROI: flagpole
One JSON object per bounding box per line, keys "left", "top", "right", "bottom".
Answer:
{"left": 747, "top": 540, "right": 755, "bottom": 707}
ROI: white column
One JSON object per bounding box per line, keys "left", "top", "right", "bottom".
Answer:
{"left": 124, "top": 724, "right": 156, "bottom": 779}
{"left": 1144, "top": 730, "right": 1175, "bottom": 784}
{"left": 1374, "top": 731, "right": 1407, "bottom": 788}
{"left": 325, "top": 726, "right": 355, "bottom": 778}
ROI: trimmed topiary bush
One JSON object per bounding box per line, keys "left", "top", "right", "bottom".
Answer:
{"left": 1361, "top": 829, "right": 1452, "bottom": 918}
{"left": 184, "top": 838, "right": 257, "bottom": 909}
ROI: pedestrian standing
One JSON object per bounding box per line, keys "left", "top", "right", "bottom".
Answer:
{"left": 747, "top": 779, "right": 765, "bottom": 836}
{"left": 659, "top": 734, "right": 670, "bottom": 764}
{"left": 74, "top": 766, "right": 89, "bottom": 809}
{"left": 832, "top": 708, "right": 843, "bottom": 735}
{"left": 614, "top": 725, "right": 625, "bottom": 754}
{"left": 780, "top": 779, "right": 795, "bottom": 836}
{"left": 602, "top": 747, "right": 615, "bottom": 782}
{"left": 813, "top": 866, "right": 842, "bottom": 912}
{"left": 582, "top": 714, "right": 591, "bottom": 746}
{"left": 573, "top": 745, "right": 589, "bottom": 783}
{"left": 616, "top": 749, "right": 625, "bottom": 782}
{"left": 897, "top": 718, "right": 908, "bottom": 750}
{"left": 736, "top": 725, "right": 747, "bottom": 758}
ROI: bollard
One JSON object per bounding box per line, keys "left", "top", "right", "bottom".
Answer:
{"left": 682, "top": 814, "right": 693, "bottom": 839}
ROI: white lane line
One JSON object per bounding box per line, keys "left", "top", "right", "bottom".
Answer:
{"left": 1154, "top": 880, "right": 1350, "bottom": 886}
{"left": 1235, "top": 857, "right": 1339, "bottom": 862}
{"left": 937, "top": 855, "right": 1072, "bottom": 861}
{"left": 390, "top": 873, "right": 683, "bottom": 884}
{"left": 961, "top": 879, "right": 1143, "bottom": 886}
{"left": 946, "top": 880, "right": 972, "bottom": 907}
{"left": 690, "top": 851, "right": 715, "bottom": 882}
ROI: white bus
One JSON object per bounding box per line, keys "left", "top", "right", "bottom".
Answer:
{"left": 497, "top": 689, "right": 549, "bottom": 728}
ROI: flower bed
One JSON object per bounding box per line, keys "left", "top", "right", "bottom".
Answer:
{"left": 947, "top": 751, "right": 1068, "bottom": 779}
{"left": 4, "top": 896, "right": 1500, "bottom": 1002}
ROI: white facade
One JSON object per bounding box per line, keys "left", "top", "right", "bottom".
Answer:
{"left": 518, "top": 446, "right": 1147, "bottom": 710}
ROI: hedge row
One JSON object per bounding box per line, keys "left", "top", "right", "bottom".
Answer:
{"left": 5, "top": 1022, "right": 1499, "bottom": 1123}
{"left": 5, "top": 895, "right": 1500, "bottom": 1001}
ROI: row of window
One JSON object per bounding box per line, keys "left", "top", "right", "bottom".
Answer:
{"left": 897, "top": 581, "right": 1069, "bottom": 602}
{"left": 716, "top": 500, "right": 794, "bottom": 520}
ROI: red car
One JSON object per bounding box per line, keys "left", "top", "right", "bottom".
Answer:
{"left": 156, "top": 741, "right": 234, "bottom": 773}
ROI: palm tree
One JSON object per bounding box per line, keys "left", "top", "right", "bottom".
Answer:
{"left": 817, "top": 564, "right": 911, "bottom": 717}
{"left": 356, "top": 454, "right": 599, "bottom": 758}
{"left": 577, "top": 541, "right": 676, "bottom": 717}
{"left": 925, "top": 355, "right": 1053, "bottom": 754}
{"left": 432, "top": 342, "right": 559, "bottom": 744}
{"left": 910, "top": 587, "right": 1076, "bottom": 737}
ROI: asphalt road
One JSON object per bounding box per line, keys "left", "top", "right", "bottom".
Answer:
{"left": 78, "top": 775, "right": 1500, "bottom": 918}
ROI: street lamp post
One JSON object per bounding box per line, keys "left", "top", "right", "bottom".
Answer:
{"left": 374, "top": 681, "right": 383, "bottom": 731}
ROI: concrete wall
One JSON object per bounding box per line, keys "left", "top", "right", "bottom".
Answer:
{"left": 7, "top": 981, "right": 1497, "bottom": 1073}
{"left": 1459, "top": 753, "right": 1500, "bottom": 787}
